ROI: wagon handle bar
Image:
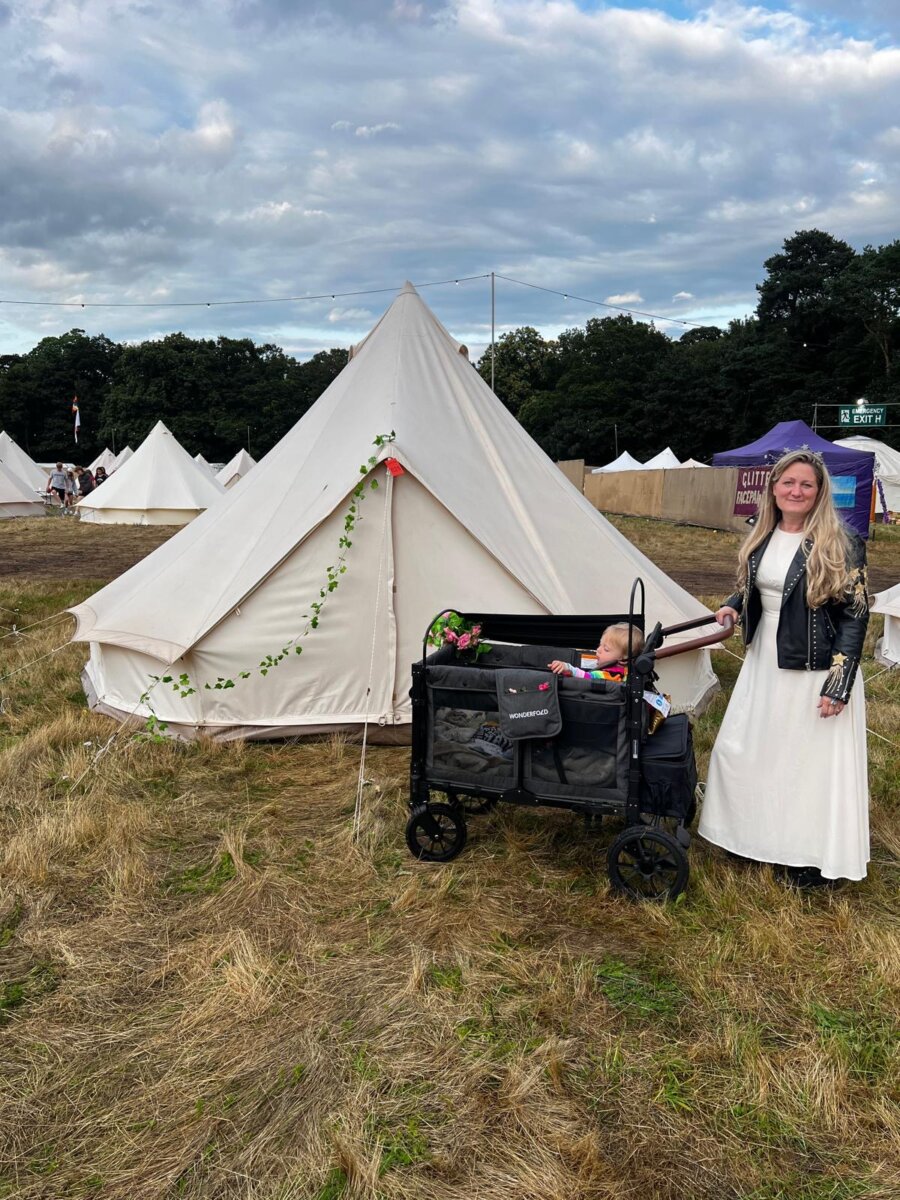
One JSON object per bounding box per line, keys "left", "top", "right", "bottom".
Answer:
{"left": 653, "top": 614, "right": 734, "bottom": 660}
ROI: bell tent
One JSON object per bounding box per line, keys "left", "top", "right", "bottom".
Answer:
{"left": 89, "top": 447, "right": 118, "bottom": 475}
{"left": 77, "top": 421, "right": 225, "bottom": 525}
{"left": 0, "top": 460, "right": 46, "bottom": 519}
{"left": 591, "top": 451, "right": 643, "bottom": 474}
{"left": 834, "top": 435, "right": 900, "bottom": 514}
{"left": 643, "top": 447, "right": 681, "bottom": 469}
{"left": 69, "top": 283, "right": 719, "bottom": 741}
{"left": 0, "top": 432, "right": 48, "bottom": 494}
{"left": 712, "top": 420, "right": 875, "bottom": 538}
{"left": 114, "top": 446, "right": 134, "bottom": 470}
{"left": 217, "top": 448, "right": 257, "bottom": 489}
{"left": 871, "top": 583, "right": 900, "bottom": 667}
{"left": 194, "top": 453, "right": 217, "bottom": 478}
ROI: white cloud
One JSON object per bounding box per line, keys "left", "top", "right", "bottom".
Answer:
{"left": 673, "top": 291, "right": 694, "bottom": 300}
{"left": 354, "top": 122, "right": 401, "bottom": 137}
{"left": 328, "top": 306, "right": 373, "bottom": 321}
{"left": 605, "top": 292, "right": 644, "bottom": 305}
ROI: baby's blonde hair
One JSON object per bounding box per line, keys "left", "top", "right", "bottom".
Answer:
{"left": 604, "top": 622, "right": 644, "bottom": 658}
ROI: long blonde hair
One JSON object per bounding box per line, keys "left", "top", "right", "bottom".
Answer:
{"left": 737, "top": 450, "right": 852, "bottom": 607}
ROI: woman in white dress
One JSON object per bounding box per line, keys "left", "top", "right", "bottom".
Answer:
{"left": 699, "top": 450, "right": 869, "bottom": 886}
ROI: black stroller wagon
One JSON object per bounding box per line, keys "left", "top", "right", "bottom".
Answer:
{"left": 406, "top": 580, "right": 732, "bottom": 901}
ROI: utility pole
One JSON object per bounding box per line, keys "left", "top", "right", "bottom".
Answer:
{"left": 490, "top": 272, "right": 495, "bottom": 393}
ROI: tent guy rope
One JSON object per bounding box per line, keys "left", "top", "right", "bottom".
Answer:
{"left": 353, "top": 466, "right": 394, "bottom": 842}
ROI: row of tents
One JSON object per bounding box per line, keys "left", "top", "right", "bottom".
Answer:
{"left": 0, "top": 430, "right": 257, "bottom": 523}
{"left": 593, "top": 449, "right": 709, "bottom": 471}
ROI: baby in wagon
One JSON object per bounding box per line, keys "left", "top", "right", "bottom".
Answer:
{"left": 548, "top": 622, "right": 644, "bottom": 682}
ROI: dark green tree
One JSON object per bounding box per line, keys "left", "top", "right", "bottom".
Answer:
{"left": 834, "top": 240, "right": 900, "bottom": 377}
{"left": 0, "top": 330, "right": 120, "bottom": 461}
{"left": 475, "top": 327, "right": 557, "bottom": 416}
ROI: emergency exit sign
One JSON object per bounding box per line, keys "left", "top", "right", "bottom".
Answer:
{"left": 839, "top": 405, "right": 886, "bottom": 427}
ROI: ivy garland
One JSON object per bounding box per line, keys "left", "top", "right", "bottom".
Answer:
{"left": 137, "top": 431, "right": 396, "bottom": 736}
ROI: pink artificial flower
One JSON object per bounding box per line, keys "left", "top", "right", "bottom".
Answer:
{"left": 471, "top": 624, "right": 482, "bottom": 637}
{"left": 445, "top": 629, "right": 458, "bottom": 644}
{"left": 457, "top": 632, "right": 471, "bottom": 649}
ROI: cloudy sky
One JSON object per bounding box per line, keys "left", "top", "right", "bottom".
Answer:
{"left": 1, "top": 0, "right": 898, "bottom": 360}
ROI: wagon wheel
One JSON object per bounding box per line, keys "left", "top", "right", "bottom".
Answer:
{"left": 607, "top": 825, "right": 689, "bottom": 901}
{"left": 405, "top": 803, "right": 467, "bottom": 863}
{"left": 446, "top": 790, "right": 497, "bottom": 815}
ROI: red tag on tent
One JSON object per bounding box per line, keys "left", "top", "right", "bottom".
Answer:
{"left": 385, "top": 458, "right": 404, "bottom": 477}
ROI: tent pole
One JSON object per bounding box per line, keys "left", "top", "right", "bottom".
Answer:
{"left": 490, "top": 271, "right": 495, "bottom": 393}
{"left": 615, "top": 423, "right": 618, "bottom": 457}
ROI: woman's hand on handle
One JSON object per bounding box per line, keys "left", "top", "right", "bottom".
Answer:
{"left": 715, "top": 606, "right": 739, "bottom": 627}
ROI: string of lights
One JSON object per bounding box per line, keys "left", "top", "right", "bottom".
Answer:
{"left": 495, "top": 274, "right": 711, "bottom": 329}
{"left": 0, "top": 270, "right": 718, "bottom": 330}
{"left": 0, "top": 273, "right": 491, "bottom": 309}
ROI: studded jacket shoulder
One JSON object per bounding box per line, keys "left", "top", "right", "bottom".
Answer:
{"left": 723, "top": 528, "right": 868, "bottom": 702}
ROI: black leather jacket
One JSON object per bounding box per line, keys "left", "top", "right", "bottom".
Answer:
{"left": 724, "top": 528, "right": 869, "bottom": 702}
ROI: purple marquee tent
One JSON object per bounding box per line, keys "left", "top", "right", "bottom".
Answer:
{"left": 712, "top": 420, "right": 875, "bottom": 538}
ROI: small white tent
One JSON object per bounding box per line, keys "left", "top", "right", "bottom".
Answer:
{"left": 0, "top": 460, "right": 46, "bottom": 519}
{"left": 89, "top": 448, "right": 118, "bottom": 475}
{"left": 69, "top": 284, "right": 718, "bottom": 741}
{"left": 871, "top": 582, "right": 900, "bottom": 667}
{"left": 0, "top": 432, "right": 48, "bottom": 494}
{"left": 114, "top": 446, "right": 134, "bottom": 470}
{"left": 194, "top": 453, "right": 216, "bottom": 479}
{"left": 679, "top": 458, "right": 710, "bottom": 469}
{"left": 643, "top": 447, "right": 682, "bottom": 469}
{"left": 217, "top": 448, "right": 256, "bottom": 489}
{"left": 591, "top": 451, "right": 643, "bottom": 474}
{"left": 77, "top": 421, "right": 225, "bottom": 525}
{"left": 834, "top": 436, "right": 900, "bottom": 514}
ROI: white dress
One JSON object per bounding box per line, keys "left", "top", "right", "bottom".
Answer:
{"left": 699, "top": 527, "right": 870, "bottom": 880}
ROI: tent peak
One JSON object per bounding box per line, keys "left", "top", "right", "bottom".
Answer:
{"left": 400, "top": 281, "right": 418, "bottom": 295}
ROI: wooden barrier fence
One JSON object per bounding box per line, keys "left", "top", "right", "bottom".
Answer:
{"left": 556, "top": 460, "right": 750, "bottom": 533}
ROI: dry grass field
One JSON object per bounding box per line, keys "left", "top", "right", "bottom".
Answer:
{"left": 0, "top": 516, "right": 898, "bottom": 1200}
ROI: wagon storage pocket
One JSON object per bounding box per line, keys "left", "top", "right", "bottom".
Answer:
{"left": 495, "top": 669, "right": 562, "bottom": 740}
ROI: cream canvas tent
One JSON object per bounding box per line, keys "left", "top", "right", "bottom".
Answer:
{"left": 114, "top": 446, "right": 134, "bottom": 470}
{"left": 69, "top": 283, "right": 718, "bottom": 741}
{"left": 77, "top": 421, "right": 225, "bottom": 525}
{"left": 835, "top": 436, "right": 900, "bottom": 514}
{"left": 871, "top": 582, "right": 900, "bottom": 667}
{"left": 89, "top": 447, "right": 118, "bottom": 474}
{"left": 679, "top": 458, "right": 710, "bottom": 469}
{"left": 194, "top": 453, "right": 216, "bottom": 478}
{"left": 0, "top": 460, "right": 46, "bottom": 519}
{"left": 217, "top": 448, "right": 256, "bottom": 489}
{"left": 591, "top": 451, "right": 643, "bottom": 474}
{"left": 643, "top": 447, "right": 681, "bottom": 469}
{"left": 0, "top": 432, "right": 48, "bottom": 494}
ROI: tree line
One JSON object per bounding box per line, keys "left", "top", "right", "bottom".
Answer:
{"left": 1, "top": 229, "right": 897, "bottom": 465}
{"left": 475, "top": 229, "right": 900, "bottom": 461}
{"left": 0, "top": 333, "right": 348, "bottom": 463}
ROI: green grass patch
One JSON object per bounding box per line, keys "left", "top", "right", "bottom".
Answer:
{"left": 808, "top": 1001, "right": 898, "bottom": 1080}
{"left": 0, "top": 963, "right": 58, "bottom": 1025}
{"left": 314, "top": 1167, "right": 348, "bottom": 1199}
{"left": 426, "top": 962, "right": 463, "bottom": 992}
{"left": 594, "top": 956, "right": 687, "bottom": 1019}
{"left": 377, "top": 1117, "right": 430, "bottom": 1174}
